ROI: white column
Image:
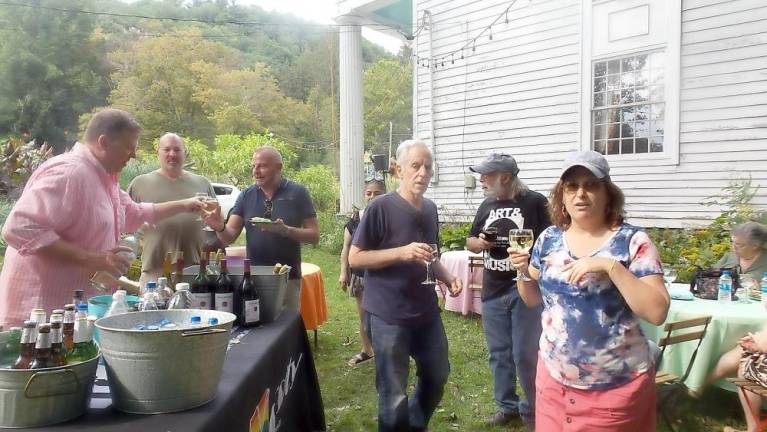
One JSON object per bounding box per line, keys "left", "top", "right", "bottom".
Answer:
{"left": 337, "top": 14, "right": 365, "bottom": 214}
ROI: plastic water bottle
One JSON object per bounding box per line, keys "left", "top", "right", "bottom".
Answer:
{"left": 105, "top": 290, "right": 131, "bottom": 317}
{"left": 761, "top": 272, "right": 767, "bottom": 310}
{"left": 167, "top": 283, "right": 193, "bottom": 310}
{"left": 718, "top": 270, "right": 733, "bottom": 303}
{"left": 139, "top": 282, "right": 160, "bottom": 311}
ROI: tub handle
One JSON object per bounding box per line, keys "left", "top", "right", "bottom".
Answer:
{"left": 24, "top": 368, "right": 80, "bottom": 399}
{"left": 181, "top": 328, "right": 228, "bottom": 337}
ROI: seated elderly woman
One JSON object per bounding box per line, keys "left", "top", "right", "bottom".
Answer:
{"left": 715, "top": 222, "right": 767, "bottom": 279}
{"left": 706, "top": 321, "right": 767, "bottom": 432}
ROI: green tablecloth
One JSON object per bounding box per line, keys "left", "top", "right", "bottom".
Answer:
{"left": 640, "top": 284, "right": 766, "bottom": 392}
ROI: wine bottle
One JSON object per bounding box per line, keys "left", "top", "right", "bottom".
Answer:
{"left": 237, "top": 258, "right": 260, "bottom": 326}
{"left": 190, "top": 252, "right": 213, "bottom": 310}
{"left": 214, "top": 258, "right": 234, "bottom": 313}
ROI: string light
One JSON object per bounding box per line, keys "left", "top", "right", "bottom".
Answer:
{"left": 412, "top": 0, "right": 521, "bottom": 69}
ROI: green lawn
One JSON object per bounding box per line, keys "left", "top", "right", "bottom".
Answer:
{"left": 302, "top": 247, "right": 747, "bottom": 432}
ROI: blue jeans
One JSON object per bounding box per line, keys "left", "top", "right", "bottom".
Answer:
{"left": 365, "top": 313, "right": 450, "bottom": 432}
{"left": 481, "top": 288, "right": 542, "bottom": 425}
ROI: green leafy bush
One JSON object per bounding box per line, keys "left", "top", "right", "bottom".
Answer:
{"left": 318, "top": 212, "right": 346, "bottom": 255}
{"left": 0, "top": 139, "right": 53, "bottom": 199}
{"left": 293, "top": 165, "right": 339, "bottom": 214}
{"left": 440, "top": 223, "right": 472, "bottom": 251}
{"left": 185, "top": 133, "right": 298, "bottom": 187}
{"left": 119, "top": 156, "right": 159, "bottom": 190}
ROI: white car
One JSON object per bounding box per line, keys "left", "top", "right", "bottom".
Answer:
{"left": 211, "top": 182, "right": 241, "bottom": 218}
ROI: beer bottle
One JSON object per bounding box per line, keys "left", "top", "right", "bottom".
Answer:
{"left": 29, "top": 308, "right": 46, "bottom": 342}
{"left": 66, "top": 318, "right": 95, "bottom": 364}
{"left": 73, "top": 289, "right": 86, "bottom": 308}
{"left": 29, "top": 324, "right": 52, "bottom": 369}
{"left": 172, "top": 251, "right": 185, "bottom": 288}
{"left": 190, "top": 251, "right": 213, "bottom": 310}
{"left": 214, "top": 258, "right": 234, "bottom": 313}
{"left": 49, "top": 321, "right": 66, "bottom": 367}
{"left": 12, "top": 321, "right": 36, "bottom": 369}
{"left": 162, "top": 252, "right": 173, "bottom": 282}
{"left": 237, "top": 259, "right": 260, "bottom": 326}
{"left": 63, "top": 304, "right": 76, "bottom": 352}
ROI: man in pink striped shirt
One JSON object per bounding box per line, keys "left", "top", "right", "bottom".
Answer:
{"left": 0, "top": 109, "right": 204, "bottom": 327}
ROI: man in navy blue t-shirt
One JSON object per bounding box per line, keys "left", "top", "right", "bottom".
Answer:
{"left": 350, "top": 140, "right": 462, "bottom": 432}
{"left": 205, "top": 146, "right": 319, "bottom": 311}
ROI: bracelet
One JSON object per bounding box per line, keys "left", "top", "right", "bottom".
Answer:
{"left": 608, "top": 259, "right": 617, "bottom": 274}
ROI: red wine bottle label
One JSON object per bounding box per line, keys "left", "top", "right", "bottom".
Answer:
{"left": 244, "top": 299, "right": 260, "bottom": 323}
{"left": 215, "top": 293, "right": 233, "bottom": 313}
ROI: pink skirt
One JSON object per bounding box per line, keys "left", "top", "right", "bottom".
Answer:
{"left": 535, "top": 357, "right": 656, "bottom": 432}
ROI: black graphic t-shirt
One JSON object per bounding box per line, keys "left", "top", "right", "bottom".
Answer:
{"left": 469, "top": 190, "right": 551, "bottom": 301}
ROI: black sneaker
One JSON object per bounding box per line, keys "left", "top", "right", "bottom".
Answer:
{"left": 485, "top": 410, "right": 519, "bottom": 426}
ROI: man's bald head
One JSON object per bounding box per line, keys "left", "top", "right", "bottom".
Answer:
{"left": 157, "top": 132, "right": 187, "bottom": 177}
{"left": 251, "top": 146, "right": 283, "bottom": 190}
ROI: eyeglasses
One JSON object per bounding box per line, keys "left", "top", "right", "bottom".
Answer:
{"left": 264, "top": 199, "right": 273, "bottom": 219}
{"left": 563, "top": 179, "right": 602, "bottom": 195}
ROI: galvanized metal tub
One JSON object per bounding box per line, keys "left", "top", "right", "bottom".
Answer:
{"left": 182, "top": 264, "right": 287, "bottom": 323}
{"left": 95, "top": 309, "right": 235, "bottom": 414}
{"left": 0, "top": 331, "right": 99, "bottom": 428}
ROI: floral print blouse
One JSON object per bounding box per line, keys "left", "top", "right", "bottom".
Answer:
{"left": 530, "top": 223, "right": 663, "bottom": 390}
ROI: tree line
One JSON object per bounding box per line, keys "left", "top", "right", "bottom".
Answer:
{"left": 0, "top": 0, "right": 413, "bottom": 169}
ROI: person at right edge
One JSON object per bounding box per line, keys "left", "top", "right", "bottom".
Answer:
{"left": 465, "top": 153, "right": 550, "bottom": 430}
{"left": 510, "top": 150, "right": 668, "bottom": 431}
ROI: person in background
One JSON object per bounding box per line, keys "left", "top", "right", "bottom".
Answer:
{"left": 205, "top": 146, "right": 319, "bottom": 311}
{"left": 339, "top": 177, "right": 386, "bottom": 366}
{"left": 349, "top": 140, "right": 462, "bottom": 432}
{"left": 465, "top": 153, "right": 550, "bottom": 429}
{"left": 706, "top": 321, "right": 767, "bottom": 432}
{"left": 128, "top": 133, "right": 217, "bottom": 285}
{"left": 0, "top": 109, "right": 204, "bottom": 327}
{"left": 510, "top": 150, "right": 669, "bottom": 431}
{"left": 715, "top": 222, "right": 767, "bottom": 279}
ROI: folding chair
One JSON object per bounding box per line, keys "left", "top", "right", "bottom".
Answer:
{"left": 728, "top": 377, "right": 767, "bottom": 431}
{"left": 655, "top": 315, "right": 712, "bottom": 431}
{"left": 468, "top": 255, "right": 484, "bottom": 322}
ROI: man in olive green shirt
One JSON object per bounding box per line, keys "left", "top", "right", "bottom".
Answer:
{"left": 128, "top": 133, "right": 217, "bottom": 285}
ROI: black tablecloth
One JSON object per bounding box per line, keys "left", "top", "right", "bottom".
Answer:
{"left": 18, "top": 311, "right": 325, "bottom": 432}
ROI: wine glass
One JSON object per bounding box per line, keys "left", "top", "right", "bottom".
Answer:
{"left": 661, "top": 264, "right": 677, "bottom": 289}
{"left": 421, "top": 243, "right": 439, "bottom": 285}
{"left": 508, "top": 229, "right": 534, "bottom": 281}
{"left": 194, "top": 192, "right": 209, "bottom": 223}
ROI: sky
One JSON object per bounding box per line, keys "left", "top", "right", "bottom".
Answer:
{"left": 238, "top": 0, "right": 403, "bottom": 53}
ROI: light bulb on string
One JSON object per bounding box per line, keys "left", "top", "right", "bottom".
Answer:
{"left": 489, "top": 28, "right": 493, "bottom": 41}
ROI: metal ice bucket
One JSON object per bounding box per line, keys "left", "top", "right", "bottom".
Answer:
{"left": 95, "top": 309, "right": 235, "bottom": 414}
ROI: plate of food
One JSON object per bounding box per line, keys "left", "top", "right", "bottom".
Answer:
{"left": 250, "top": 216, "right": 274, "bottom": 225}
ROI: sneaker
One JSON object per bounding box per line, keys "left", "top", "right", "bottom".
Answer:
{"left": 485, "top": 410, "right": 519, "bottom": 426}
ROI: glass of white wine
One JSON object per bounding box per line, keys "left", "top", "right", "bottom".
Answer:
{"left": 194, "top": 192, "right": 209, "bottom": 223}
{"left": 421, "top": 243, "right": 439, "bottom": 285}
{"left": 508, "top": 229, "right": 534, "bottom": 282}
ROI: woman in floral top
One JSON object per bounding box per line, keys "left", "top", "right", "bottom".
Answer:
{"left": 509, "top": 151, "right": 669, "bottom": 431}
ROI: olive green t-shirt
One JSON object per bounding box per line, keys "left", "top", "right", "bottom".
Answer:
{"left": 127, "top": 170, "right": 215, "bottom": 271}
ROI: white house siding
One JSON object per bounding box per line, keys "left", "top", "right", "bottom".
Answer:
{"left": 414, "top": 0, "right": 767, "bottom": 228}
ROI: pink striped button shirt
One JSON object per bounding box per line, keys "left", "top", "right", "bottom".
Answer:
{"left": 0, "top": 143, "right": 154, "bottom": 327}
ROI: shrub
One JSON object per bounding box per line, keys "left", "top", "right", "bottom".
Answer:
{"left": 119, "top": 157, "right": 159, "bottom": 190}
{"left": 0, "top": 138, "right": 53, "bottom": 199}
{"left": 318, "top": 211, "right": 346, "bottom": 255}
{"left": 293, "top": 165, "right": 339, "bottom": 214}
{"left": 440, "top": 223, "right": 472, "bottom": 251}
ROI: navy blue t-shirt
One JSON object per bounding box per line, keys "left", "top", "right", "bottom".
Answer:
{"left": 231, "top": 178, "right": 316, "bottom": 279}
{"left": 352, "top": 192, "right": 440, "bottom": 326}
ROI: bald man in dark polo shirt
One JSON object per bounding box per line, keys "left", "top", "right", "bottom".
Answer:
{"left": 204, "top": 146, "right": 319, "bottom": 311}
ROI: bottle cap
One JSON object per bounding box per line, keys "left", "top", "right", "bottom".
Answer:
{"left": 77, "top": 304, "right": 88, "bottom": 312}
{"left": 157, "top": 277, "right": 168, "bottom": 287}
{"left": 208, "top": 317, "right": 219, "bottom": 325}
{"left": 176, "top": 282, "right": 190, "bottom": 291}
{"left": 191, "top": 316, "right": 202, "bottom": 324}
{"left": 64, "top": 304, "right": 76, "bottom": 311}
{"left": 22, "top": 320, "right": 36, "bottom": 329}
{"left": 52, "top": 309, "right": 65, "bottom": 315}
{"left": 146, "top": 281, "right": 157, "bottom": 289}
{"left": 723, "top": 270, "right": 731, "bottom": 275}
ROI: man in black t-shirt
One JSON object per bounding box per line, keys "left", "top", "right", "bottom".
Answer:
{"left": 350, "top": 140, "right": 462, "bottom": 432}
{"left": 466, "top": 153, "right": 551, "bottom": 429}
